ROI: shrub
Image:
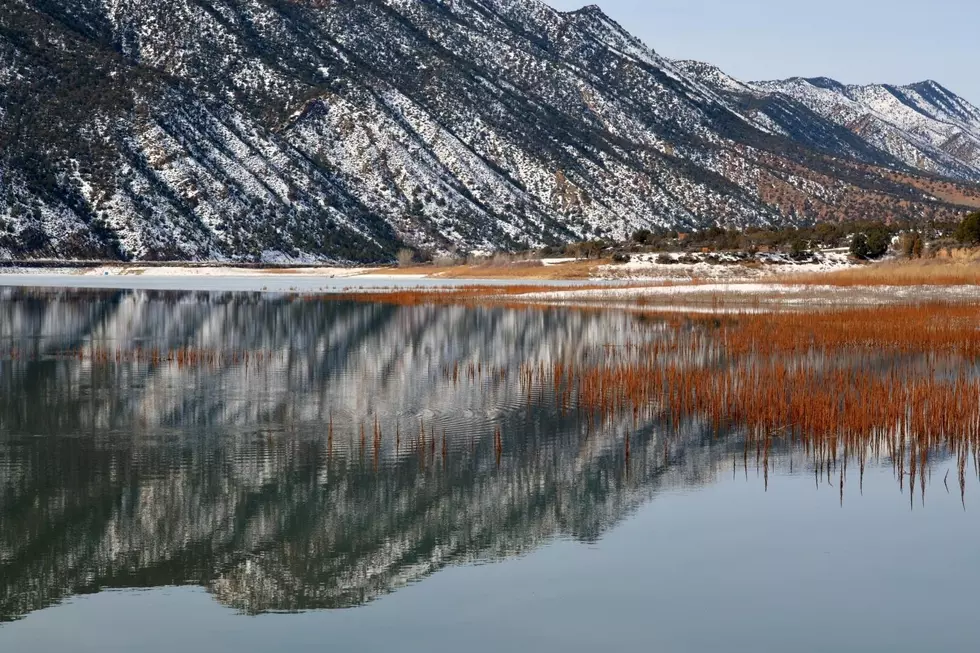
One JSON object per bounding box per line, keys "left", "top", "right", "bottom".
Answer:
{"left": 611, "top": 252, "right": 631, "bottom": 264}
{"left": 433, "top": 254, "right": 463, "bottom": 267}
{"left": 849, "top": 233, "right": 870, "bottom": 260}
{"left": 396, "top": 248, "right": 415, "bottom": 267}
{"left": 865, "top": 227, "right": 891, "bottom": 259}
{"left": 899, "top": 232, "right": 925, "bottom": 259}
{"left": 581, "top": 240, "right": 607, "bottom": 259}
{"left": 851, "top": 227, "right": 890, "bottom": 260}
{"left": 955, "top": 212, "right": 980, "bottom": 245}
{"left": 789, "top": 238, "right": 811, "bottom": 261}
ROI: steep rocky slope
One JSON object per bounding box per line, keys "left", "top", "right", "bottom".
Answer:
{"left": 749, "top": 77, "right": 980, "bottom": 182}
{"left": 2, "top": 0, "right": 979, "bottom": 262}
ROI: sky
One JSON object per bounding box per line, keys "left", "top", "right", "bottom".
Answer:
{"left": 545, "top": 0, "right": 979, "bottom": 105}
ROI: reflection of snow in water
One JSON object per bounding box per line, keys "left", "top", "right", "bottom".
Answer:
{"left": 0, "top": 290, "right": 773, "bottom": 620}
{"left": 1, "top": 289, "right": 975, "bottom": 624}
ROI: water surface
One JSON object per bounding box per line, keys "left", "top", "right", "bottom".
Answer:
{"left": 1, "top": 288, "right": 978, "bottom": 652}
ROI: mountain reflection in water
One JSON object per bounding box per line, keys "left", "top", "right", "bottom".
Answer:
{"left": 0, "top": 288, "right": 970, "bottom": 623}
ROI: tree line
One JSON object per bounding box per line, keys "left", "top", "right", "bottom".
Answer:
{"left": 537, "top": 213, "right": 980, "bottom": 262}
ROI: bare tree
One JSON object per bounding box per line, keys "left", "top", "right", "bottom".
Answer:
{"left": 397, "top": 249, "right": 416, "bottom": 268}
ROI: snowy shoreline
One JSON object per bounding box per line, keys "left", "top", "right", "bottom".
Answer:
{"left": 2, "top": 253, "right": 978, "bottom": 307}
{"left": 3, "top": 271, "right": 979, "bottom": 309}
{"left": 0, "top": 268, "right": 613, "bottom": 293}
{"left": 0, "top": 249, "right": 854, "bottom": 281}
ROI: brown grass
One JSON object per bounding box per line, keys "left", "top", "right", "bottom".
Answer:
{"left": 783, "top": 257, "right": 980, "bottom": 286}
{"left": 362, "top": 259, "right": 608, "bottom": 280}
{"left": 309, "top": 282, "right": 636, "bottom": 311}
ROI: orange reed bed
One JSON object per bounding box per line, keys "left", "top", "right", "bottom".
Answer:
{"left": 557, "top": 360, "right": 977, "bottom": 497}
{"left": 306, "top": 284, "right": 621, "bottom": 307}
{"left": 781, "top": 260, "right": 980, "bottom": 287}
{"left": 637, "top": 303, "right": 980, "bottom": 358}
{"left": 492, "top": 304, "right": 980, "bottom": 493}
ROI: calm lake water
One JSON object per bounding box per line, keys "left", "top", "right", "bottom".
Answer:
{"left": 1, "top": 288, "right": 978, "bottom": 652}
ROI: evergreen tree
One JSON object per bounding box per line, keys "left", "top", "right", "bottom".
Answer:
{"left": 955, "top": 212, "right": 980, "bottom": 245}
{"left": 849, "top": 233, "right": 870, "bottom": 260}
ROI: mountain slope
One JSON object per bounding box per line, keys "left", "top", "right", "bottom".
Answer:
{"left": 1, "top": 0, "right": 979, "bottom": 262}
{"left": 747, "top": 77, "right": 980, "bottom": 182}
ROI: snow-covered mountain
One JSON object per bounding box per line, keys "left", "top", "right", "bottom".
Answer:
{"left": 747, "top": 77, "right": 980, "bottom": 182}
{"left": 1, "top": 0, "right": 979, "bottom": 262}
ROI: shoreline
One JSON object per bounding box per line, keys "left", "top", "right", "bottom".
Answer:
{"left": 0, "top": 271, "right": 626, "bottom": 294}
{"left": 2, "top": 257, "right": 979, "bottom": 307}
{"left": 5, "top": 276, "right": 975, "bottom": 311}
{"left": 0, "top": 254, "right": 844, "bottom": 284}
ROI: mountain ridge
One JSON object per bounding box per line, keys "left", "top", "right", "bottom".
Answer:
{"left": 1, "top": 0, "right": 979, "bottom": 262}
